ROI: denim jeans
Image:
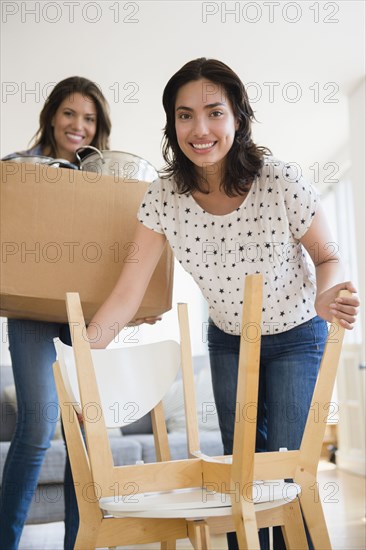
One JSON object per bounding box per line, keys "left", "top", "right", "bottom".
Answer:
{"left": 0, "top": 319, "right": 79, "bottom": 550}
{"left": 208, "top": 316, "right": 328, "bottom": 550}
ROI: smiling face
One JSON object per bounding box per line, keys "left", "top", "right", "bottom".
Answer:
{"left": 175, "top": 79, "right": 238, "bottom": 181}
{"left": 51, "top": 92, "right": 97, "bottom": 161}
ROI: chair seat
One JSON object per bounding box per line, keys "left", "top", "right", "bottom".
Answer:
{"left": 99, "top": 481, "right": 301, "bottom": 519}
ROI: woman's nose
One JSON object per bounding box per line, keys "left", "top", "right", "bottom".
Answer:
{"left": 192, "top": 116, "right": 209, "bottom": 136}
{"left": 71, "top": 116, "right": 84, "bottom": 130}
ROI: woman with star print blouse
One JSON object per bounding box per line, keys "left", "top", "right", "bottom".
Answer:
{"left": 87, "top": 58, "right": 359, "bottom": 550}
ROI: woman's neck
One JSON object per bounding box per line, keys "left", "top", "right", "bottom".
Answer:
{"left": 191, "top": 187, "right": 248, "bottom": 215}
{"left": 43, "top": 145, "right": 75, "bottom": 162}
{"left": 195, "top": 162, "right": 223, "bottom": 193}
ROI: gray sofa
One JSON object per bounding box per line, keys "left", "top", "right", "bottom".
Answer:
{"left": 0, "top": 357, "right": 223, "bottom": 524}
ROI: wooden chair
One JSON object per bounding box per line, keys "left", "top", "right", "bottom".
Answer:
{"left": 53, "top": 276, "right": 259, "bottom": 549}
{"left": 200, "top": 288, "right": 349, "bottom": 549}
{"left": 53, "top": 275, "right": 346, "bottom": 549}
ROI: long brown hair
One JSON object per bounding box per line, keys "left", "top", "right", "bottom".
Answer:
{"left": 31, "top": 76, "right": 111, "bottom": 157}
{"left": 161, "top": 58, "right": 271, "bottom": 196}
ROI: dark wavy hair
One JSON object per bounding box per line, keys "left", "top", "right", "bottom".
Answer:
{"left": 31, "top": 76, "right": 111, "bottom": 157}
{"left": 161, "top": 58, "right": 271, "bottom": 196}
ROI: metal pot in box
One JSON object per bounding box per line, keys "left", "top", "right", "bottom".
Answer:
{"left": 7, "top": 154, "right": 78, "bottom": 170}
{"left": 75, "top": 146, "right": 158, "bottom": 182}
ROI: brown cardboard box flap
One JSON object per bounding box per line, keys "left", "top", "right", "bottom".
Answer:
{"left": 0, "top": 161, "right": 173, "bottom": 323}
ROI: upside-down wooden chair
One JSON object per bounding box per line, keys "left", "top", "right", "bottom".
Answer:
{"left": 199, "top": 287, "right": 349, "bottom": 549}
{"left": 53, "top": 274, "right": 263, "bottom": 550}
{"left": 53, "top": 274, "right": 347, "bottom": 549}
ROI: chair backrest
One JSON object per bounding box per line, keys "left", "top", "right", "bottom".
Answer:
{"left": 55, "top": 292, "right": 201, "bottom": 490}
{"left": 54, "top": 338, "right": 181, "bottom": 428}
{"left": 298, "top": 292, "right": 348, "bottom": 473}
{"left": 231, "top": 274, "right": 263, "bottom": 473}
{"left": 251, "top": 290, "right": 349, "bottom": 484}
{"left": 229, "top": 275, "right": 264, "bottom": 546}
{"left": 53, "top": 275, "right": 263, "bottom": 548}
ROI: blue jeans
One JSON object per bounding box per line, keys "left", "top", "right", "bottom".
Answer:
{"left": 208, "top": 316, "right": 328, "bottom": 550}
{"left": 0, "top": 319, "right": 79, "bottom": 550}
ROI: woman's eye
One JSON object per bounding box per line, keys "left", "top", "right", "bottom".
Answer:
{"left": 210, "top": 110, "right": 223, "bottom": 117}
{"left": 177, "top": 113, "right": 191, "bottom": 120}
{"left": 85, "top": 117, "right": 96, "bottom": 123}
{"left": 63, "top": 111, "right": 73, "bottom": 117}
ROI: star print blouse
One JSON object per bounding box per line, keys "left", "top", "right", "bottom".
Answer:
{"left": 138, "top": 157, "right": 319, "bottom": 335}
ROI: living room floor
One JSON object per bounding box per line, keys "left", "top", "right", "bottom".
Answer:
{"left": 19, "top": 462, "right": 365, "bottom": 550}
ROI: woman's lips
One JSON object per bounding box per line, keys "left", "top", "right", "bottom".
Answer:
{"left": 190, "top": 141, "right": 216, "bottom": 152}
{"left": 66, "top": 132, "right": 85, "bottom": 143}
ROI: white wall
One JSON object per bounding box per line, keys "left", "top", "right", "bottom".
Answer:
{"left": 336, "top": 78, "right": 366, "bottom": 475}
{"left": 348, "top": 78, "right": 366, "bottom": 361}
{"left": 1, "top": 2, "right": 365, "bottom": 362}
{"left": 1, "top": 1, "right": 365, "bottom": 168}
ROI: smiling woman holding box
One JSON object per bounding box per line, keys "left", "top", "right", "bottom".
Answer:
{"left": 0, "top": 76, "right": 111, "bottom": 550}
{"left": 86, "top": 58, "right": 359, "bottom": 550}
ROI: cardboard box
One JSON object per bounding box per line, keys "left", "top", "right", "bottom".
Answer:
{"left": 0, "top": 161, "right": 173, "bottom": 323}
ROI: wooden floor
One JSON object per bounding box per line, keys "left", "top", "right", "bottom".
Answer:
{"left": 19, "top": 462, "right": 365, "bottom": 550}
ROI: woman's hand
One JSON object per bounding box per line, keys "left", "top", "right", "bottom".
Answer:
{"left": 315, "top": 281, "right": 360, "bottom": 329}
{"left": 127, "top": 316, "right": 162, "bottom": 327}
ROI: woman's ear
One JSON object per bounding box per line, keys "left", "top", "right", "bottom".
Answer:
{"left": 235, "top": 118, "right": 240, "bottom": 131}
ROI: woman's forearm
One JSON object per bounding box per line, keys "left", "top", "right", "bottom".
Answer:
{"left": 86, "top": 222, "right": 167, "bottom": 348}
{"left": 301, "top": 207, "right": 359, "bottom": 328}
{"left": 314, "top": 258, "right": 345, "bottom": 297}
{"left": 313, "top": 260, "right": 359, "bottom": 327}
{"left": 87, "top": 286, "right": 142, "bottom": 348}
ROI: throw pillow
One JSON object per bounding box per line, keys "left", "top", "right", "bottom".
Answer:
{"left": 3, "top": 384, "right": 62, "bottom": 440}
{"left": 163, "top": 366, "right": 220, "bottom": 432}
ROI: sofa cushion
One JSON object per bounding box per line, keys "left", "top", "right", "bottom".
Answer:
{"left": 130, "top": 432, "right": 223, "bottom": 463}
{"left": 26, "top": 483, "right": 66, "bottom": 524}
{"left": 0, "top": 365, "right": 17, "bottom": 442}
{"left": 0, "top": 397, "right": 16, "bottom": 442}
{"left": 3, "top": 384, "right": 63, "bottom": 440}
{"left": 0, "top": 367, "right": 64, "bottom": 441}
{"left": 109, "top": 436, "right": 142, "bottom": 466}
{"left": 0, "top": 440, "right": 66, "bottom": 485}
{"left": 163, "top": 366, "right": 220, "bottom": 433}
{"left": 121, "top": 412, "right": 152, "bottom": 435}
{"left": 0, "top": 436, "right": 143, "bottom": 486}
{"left": 120, "top": 359, "right": 219, "bottom": 436}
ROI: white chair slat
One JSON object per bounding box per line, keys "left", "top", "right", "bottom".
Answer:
{"left": 54, "top": 338, "right": 181, "bottom": 428}
{"left": 99, "top": 481, "right": 301, "bottom": 518}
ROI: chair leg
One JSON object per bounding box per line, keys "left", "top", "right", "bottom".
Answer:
{"left": 187, "top": 519, "right": 212, "bottom": 550}
{"left": 74, "top": 525, "right": 99, "bottom": 550}
{"left": 232, "top": 501, "right": 260, "bottom": 550}
{"left": 161, "top": 541, "right": 177, "bottom": 550}
{"left": 281, "top": 499, "right": 308, "bottom": 550}
{"left": 300, "top": 488, "right": 332, "bottom": 550}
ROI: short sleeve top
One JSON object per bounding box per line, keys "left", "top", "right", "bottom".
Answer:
{"left": 2, "top": 145, "right": 44, "bottom": 160}
{"left": 138, "top": 157, "right": 319, "bottom": 335}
